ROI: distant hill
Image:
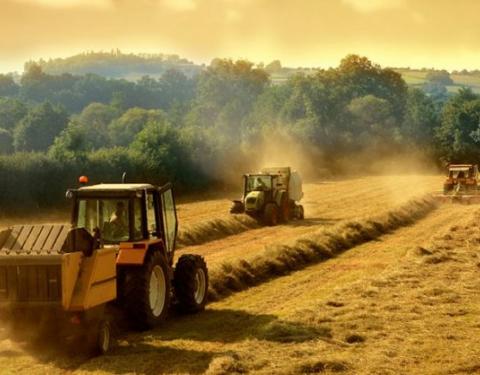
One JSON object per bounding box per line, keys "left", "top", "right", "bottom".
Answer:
{"left": 23, "top": 51, "right": 480, "bottom": 94}
{"left": 27, "top": 50, "right": 203, "bottom": 80}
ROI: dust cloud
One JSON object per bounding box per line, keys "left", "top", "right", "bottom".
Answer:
{"left": 212, "top": 127, "right": 441, "bottom": 189}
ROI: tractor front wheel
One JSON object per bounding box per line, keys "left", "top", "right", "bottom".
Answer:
{"left": 88, "top": 319, "right": 111, "bottom": 356}
{"left": 174, "top": 254, "right": 209, "bottom": 313}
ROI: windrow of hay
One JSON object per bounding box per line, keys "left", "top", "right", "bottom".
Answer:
{"left": 208, "top": 196, "right": 437, "bottom": 301}
{"left": 177, "top": 214, "right": 259, "bottom": 248}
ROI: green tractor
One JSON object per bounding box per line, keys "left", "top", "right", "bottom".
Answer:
{"left": 230, "top": 167, "right": 304, "bottom": 226}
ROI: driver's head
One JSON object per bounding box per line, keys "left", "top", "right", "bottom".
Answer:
{"left": 256, "top": 177, "right": 262, "bottom": 183}
{"left": 116, "top": 201, "right": 125, "bottom": 215}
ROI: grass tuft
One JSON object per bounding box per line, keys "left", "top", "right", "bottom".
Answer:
{"left": 257, "top": 321, "right": 332, "bottom": 343}
{"left": 344, "top": 333, "right": 365, "bottom": 344}
{"left": 205, "top": 355, "right": 247, "bottom": 375}
{"left": 299, "top": 360, "right": 349, "bottom": 373}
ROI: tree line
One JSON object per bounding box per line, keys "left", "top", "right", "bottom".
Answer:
{"left": 0, "top": 54, "right": 479, "bottom": 210}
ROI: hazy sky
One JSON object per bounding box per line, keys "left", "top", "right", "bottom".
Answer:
{"left": 1, "top": 0, "right": 480, "bottom": 72}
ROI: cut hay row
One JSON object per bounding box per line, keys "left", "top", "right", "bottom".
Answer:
{"left": 177, "top": 214, "right": 259, "bottom": 248}
{"left": 208, "top": 196, "right": 437, "bottom": 301}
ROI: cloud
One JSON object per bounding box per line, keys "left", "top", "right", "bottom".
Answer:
{"left": 342, "top": 0, "right": 404, "bottom": 13}
{"left": 162, "top": 0, "right": 196, "bottom": 12}
{"left": 11, "top": 0, "right": 112, "bottom": 8}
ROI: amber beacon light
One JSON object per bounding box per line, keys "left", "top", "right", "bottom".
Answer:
{"left": 79, "top": 175, "right": 89, "bottom": 185}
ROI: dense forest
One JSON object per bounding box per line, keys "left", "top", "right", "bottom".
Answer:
{"left": 0, "top": 54, "right": 479, "bottom": 210}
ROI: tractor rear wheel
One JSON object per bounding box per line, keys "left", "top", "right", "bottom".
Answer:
{"left": 264, "top": 203, "right": 278, "bottom": 226}
{"left": 123, "top": 251, "right": 171, "bottom": 330}
{"left": 174, "top": 254, "right": 208, "bottom": 313}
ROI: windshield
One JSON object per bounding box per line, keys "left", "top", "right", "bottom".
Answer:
{"left": 246, "top": 175, "right": 272, "bottom": 192}
{"left": 448, "top": 168, "right": 471, "bottom": 179}
{"left": 76, "top": 198, "right": 141, "bottom": 243}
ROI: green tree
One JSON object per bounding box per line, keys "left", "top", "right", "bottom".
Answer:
{"left": 265, "top": 60, "right": 282, "bottom": 73}
{"left": 13, "top": 102, "right": 68, "bottom": 152}
{"left": 0, "top": 98, "right": 28, "bottom": 131}
{"left": 347, "top": 95, "right": 396, "bottom": 149}
{"left": 336, "top": 55, "right": 408, "bottom": 123}
{"left": 0, "top": 128, "right": 13, "bottom": 154}
{"left": 109, "top": 108, "right": 165, "bottom": 147}
{"left": 426, "top": 70, "right": 453, "bottom": 86}
{"left": 187, "top": 59, "right": 269, "bottom": 140}
{"left": 131, "top": 118, "right": 180, "bottom": 178}
{"left": 74, "top": 102, "right": 120, "bottom": 148}
{"left": 158, "top": 69, "right": 195, "bottom": 109}
{"left": 0, "top": 74, "right": 19, "bottom": 97}
{"left": 48, "top": 121, "right": 89, "bottom": 161}
{"left": 436, "top": 88, "right": 480, "bottom": 162}
{"left": 402, "top": 88, "right": 438, "bottom": 146}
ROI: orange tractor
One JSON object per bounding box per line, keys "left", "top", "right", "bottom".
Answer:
{"left": 437, "top": 164, "right": 480, "bottom": 203}
{"left": 0, "top": 178, "right": 208, "bottom": 354}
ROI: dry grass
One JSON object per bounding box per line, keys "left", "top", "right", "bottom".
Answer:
{"left": 207, "top": 196, "right": 436, "bottom": 301}
{"left": 177, "top": 214, "right": 259, "bottom": 248}
{"left": 177, "top": 175, "right": 442, "bottom": 269}
{"left": 1, "top": 175, "right": 465, "bottom": 375}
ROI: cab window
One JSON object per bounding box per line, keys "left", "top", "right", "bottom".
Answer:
{"left": 76, "top": 198, "right": 129, "bottom": 243}
{"left": 161, "top": 189, "right": 177, "bottom": 252}
{"left": 133, "top": 197, "right": 144, "bottom": 241}
{"left": 146, "top": 192, "right": 159, "bottom": 238}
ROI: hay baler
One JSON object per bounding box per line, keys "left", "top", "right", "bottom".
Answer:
{"left": 230, "top": 167, "right": 304, "bottom": 225}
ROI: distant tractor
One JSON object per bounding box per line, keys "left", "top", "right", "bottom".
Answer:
{"left": 230, "top": 167, "right": 304, "bottom": 226}
{"left": 443, "top": 164, "right": 479, "bottom": 194}
{"left": 437, "top": 164, "right": 480, "bottom": 203}
{"left": 0, "top": 178, "right": 208, "bottom": 355}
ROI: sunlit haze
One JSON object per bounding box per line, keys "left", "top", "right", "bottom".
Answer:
{"left": 1, "top": 0, "right": 480, "bottom": 72}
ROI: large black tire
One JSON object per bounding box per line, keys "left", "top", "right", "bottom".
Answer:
{"left": 123, "top": 251, "right": 171, "bottom": 330}
{"left": 87, "top": 319, "right": 111, "bottom": 356}
{"left": 174, "top": 254, "right": 208, "bottom": 313}
{"left": 264, "top": 203, "right": 278, "bottom": 226}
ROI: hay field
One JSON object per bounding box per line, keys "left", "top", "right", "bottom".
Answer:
{"left": 3, "top": 174, "right": 477, "bottom": 375}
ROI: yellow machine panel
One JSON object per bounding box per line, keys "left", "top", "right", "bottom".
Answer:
{"left": 68, "top": 248, "right": 117, "bottom": 311}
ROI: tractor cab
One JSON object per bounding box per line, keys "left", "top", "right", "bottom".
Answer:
{"left": 246, "top": 174, "right": 275, "bottom": 193}
{"left": 242, "top": 174, "right": 279, "bottom": 213}
{"left": 68, "top": 182, "right": 178, "bottom": 263}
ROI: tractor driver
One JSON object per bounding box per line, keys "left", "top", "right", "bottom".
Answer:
{"left": 255, "top": 177, "right": 267, "bottom": 190}
{"left": 110, "top": 201, "right": 129, "bottom": 239}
